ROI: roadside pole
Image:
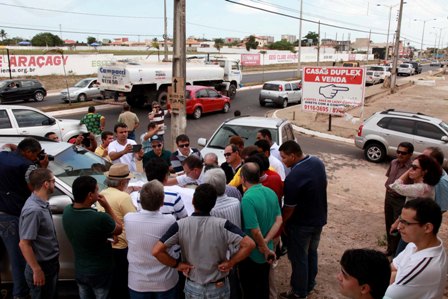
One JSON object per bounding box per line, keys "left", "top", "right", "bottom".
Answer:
{"left": 390, "top": 0, "right": 405, "bottom": 94}
{"left": 163, "top": 0, "right": 169, "bottom": 62}
{"left": 297, "top": 0, "right": 303, "bottom": 78}
{"left": 317, "top": 21, "right": 320, "bottom": 66}
{"left": 170, "top": 0, "right": 187, "bottom": 150}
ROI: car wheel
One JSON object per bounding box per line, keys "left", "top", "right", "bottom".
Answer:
{"left": 222, "top": 103, "right": 230, "bottom": 113}
{"left": 77, "top": 93, "right": 87, "bottom": 102}
{"left": 34, "top": 91, "right": 45, "bottom": 102}
{"left": 259, "top": 100, "right": 266, "bottom": 107}
{"left": 227, "top": 84, "right": 237, "bottom": 100}
{"left": 280, "top": 99, "right": 288, "bottom": 108}
{"left": 157, "top": 91, "right": 168, "bottom": 109}
{"left": 192, "top": 107, "right": 202, "bottom": 119}
{"left": 364, "top": 142, "right": 386, "bottom": 163}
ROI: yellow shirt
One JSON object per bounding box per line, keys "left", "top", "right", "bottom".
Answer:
{"left": 228, "top": 166, "right": 276, "bottom": 188}
{"left": 94, "top": 145, "right": 111, "bottom": 162}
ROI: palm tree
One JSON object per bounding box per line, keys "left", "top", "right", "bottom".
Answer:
{"left": 0, "top": 29, "right": 7, "bottom": 41}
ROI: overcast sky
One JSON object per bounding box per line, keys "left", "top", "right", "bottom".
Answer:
{"left": 0, "top": 0, "right": 446, "bottom": 49}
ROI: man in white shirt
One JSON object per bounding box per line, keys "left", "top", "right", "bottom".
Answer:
{"left": 255, "top": 139, "right": 285, "bottom": 181}
{"left": 166, "top": 155, "right": 204, "bottom": 187}
{"left": 256, "top": 129, "right": 280, "bottom": 161}
{"left": 384, "top": 198, "right": 447, "bottom": 299}
{"left": 108, "top": 123, "right": 142, "bottom": 172}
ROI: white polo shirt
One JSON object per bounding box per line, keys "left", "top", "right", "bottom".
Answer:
{"left": 108, "top": 139, "right": 137, "bottom": 172}
{"left": 384, "top": 238, "right": 448, "bottom": 299}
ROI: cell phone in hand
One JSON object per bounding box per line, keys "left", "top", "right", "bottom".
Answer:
{"left": 132, "top": 144, "right": 142, "bottom": 153}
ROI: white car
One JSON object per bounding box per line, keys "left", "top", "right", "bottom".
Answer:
{"left": 60, "top": 77, "right": 103, "bottom": 103}
{"left": 367, "top": 66, "right": 391, "bottom": 82}
{"left": 397, "top": 63, "right": 415, "bottom": 76}
{"left": 198, "top": 116, "right": 296, "bottom": 165}
{"left": 259, "top": 80, "right": 302, "bottom": 108}
{"left": 0, "top": 105, "right": 87, "bottom": 142}
{"left": 365, "top": 71, "right": 382, "bottom": 86}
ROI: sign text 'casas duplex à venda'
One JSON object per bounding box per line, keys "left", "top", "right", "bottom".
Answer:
{"left": 301, "top": 67, "right": 366, "bottom": 116}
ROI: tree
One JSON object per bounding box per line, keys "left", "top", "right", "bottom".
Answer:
{"left": 304, "top": 31, "right": 319, "bottom": 46}
{"left": 31, "top": 32, "right": 63, "bottom": 47}
{"left": 268, "top": 40, "right": 294, "bottom": 51}
{"left": 87, "top": 36, "right": 97, "bottom": 44}
{"left": 214, "top": 38, "right": 225, "bottom": 52}
{"left": 0, "top": 29, "right": 7, "bottom": 41}
{"left": 245, "top": 35, "right": 259, "bottom": 51}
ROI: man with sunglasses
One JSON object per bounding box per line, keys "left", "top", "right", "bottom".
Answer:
{"left": 142, "top": 135, "right": 172, "bottom": 170}
{"left": 221, "top": 144, "right": 243, "bottom": 183}
{"left": 384, "top": 198, "right": 447, "bottom": 299}
{"left": 384, "top": 142, "right": 413, "bottom": 257}
{"left": 170, "top": 134, "right": 203, "bottom": 174}
{"left": 147, "top": 101, "right": 165, "bottom": 140}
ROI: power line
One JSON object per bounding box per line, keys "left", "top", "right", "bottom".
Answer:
{"left": 224, "top": 0, "right": 388, "bottom": 36}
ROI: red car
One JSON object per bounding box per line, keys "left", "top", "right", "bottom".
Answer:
{"left": 186, "top": 86, "right": 231, "bottom": 119}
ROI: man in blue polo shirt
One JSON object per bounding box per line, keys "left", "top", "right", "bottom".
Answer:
{"left": 279, "top": 141, "right": 328, "bottom": 299}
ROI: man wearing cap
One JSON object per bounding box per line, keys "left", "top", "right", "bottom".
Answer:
{"left": 142, "top": 135, "right": 172, "bottom": 170}
{"left": 98, "top": 164, "right": 136, "bottom": 299}
{"left": 117, "top": 103, "right": 140, "bottom": 141}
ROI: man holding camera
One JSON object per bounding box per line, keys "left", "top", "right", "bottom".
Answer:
{"left": 108, "top": 123, "right": 143, "bottom": 172}
{"left": 0, "top": 137, "right": 48, "bottom": 299}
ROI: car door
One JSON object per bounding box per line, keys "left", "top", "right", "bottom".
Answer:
{"left": 195, "top": 89, "right": 210, "bottom": 113}
{"left": 19, "top": 81, "right": 34, "bottom": 101}
{"left": 87, "top": 80, "right": 101, "bottom": 99}
{"left": 413, "top": 121, "right": 448, "bottom": 156}
{"left": 285, "top": 83, "right": 297, "bottom": 103}
{"left": 11, "top": 108, "right": 60, "bottom": 137}
{"left": 290, "top": 83, "right": 301, "bottom": 104}
{"left": 0, "top": 108, "right": 19, "bottom": 135}
{"left": 206, "top": 88, "right": 222, "bottom": 111}
{"left": 377, "top": 117, "right": 416, "bottom": 156}
{"left": 2, "top": 81, "right": 21, "bottom": 102}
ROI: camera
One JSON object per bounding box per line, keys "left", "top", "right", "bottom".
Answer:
{"left": 38, "top": 150, "right": 54, "bottom": 161}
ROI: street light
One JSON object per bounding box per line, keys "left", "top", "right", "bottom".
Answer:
{"left": 433, "top": 26, "right": 448, "bottom": 59}
{"left": 414, "top": 18, "right": 437, "bottom": 58}
{"left": 377, "top": 2, "right": 403, "bottom": 61}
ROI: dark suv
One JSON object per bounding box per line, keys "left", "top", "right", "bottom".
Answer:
{"left": 0, "top": 79, "right": 47, "bottom": 103}
{"left": 408, "top": 62, "right": 422, "bottom": 74}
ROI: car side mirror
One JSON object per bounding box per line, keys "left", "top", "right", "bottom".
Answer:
{"left": 442, "top": 136, "right": 448, "bottom": 143}
{"left": 43, "top": 118, "right": 56, "bottom": 126}
{"left": 49, "top": 195, "right": 73, "bottom": 214}
{"left": 198, "top": 138, "right": 207, "bottom": 147}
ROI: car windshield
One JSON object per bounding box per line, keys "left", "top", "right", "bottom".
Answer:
{"left": 0, "top": 81, "right": 9, "bottom": 89}
{"left": 369, "top": 67, "right": 384, "bottom": 71}
{"left": 262, "top": 83, "right": 280, "bottom": 91}
{"left": 439, "top": 121, "right": 448, "bottom": 133}
{"left": 49, "top": 145, "right": 112, "bottom": 192}
{"left": 74, "top": 79, "right": 92, "bottom": 88}
{"left": 208, "top": 124, "right": 278, "bottom": 149}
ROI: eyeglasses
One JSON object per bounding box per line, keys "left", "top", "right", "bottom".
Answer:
{"left": 410, "top": 164, "right": 421, "bottom": 170}
{"left": 224, "top": 152, "right": 233, "bottom": 157}
{"left": 178, "top": 143, "right": 190, "bottom": 148}
{"left": 154, "top": 106, "right": 160, "bottom": 109}
{"left": 152, "top": 144, "right": 162, "bottom": 148}
{"left": 396, "top": 150, "right": 409, "bottom": 155}
{"left": 398, "top": 215, "right": 420, "bottom": 227}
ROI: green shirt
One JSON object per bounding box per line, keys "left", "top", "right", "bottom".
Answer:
{"left": 62, "top": 205, "right": 116, "bottom": 274}
{"left": 142, "top": 149, "right": 172, "bottom": 169}
{"left": 80, "top": 113, "right": 103, "bottom": 135}
{"left": 241, "top": 184, "right": 281, "bottom": 264}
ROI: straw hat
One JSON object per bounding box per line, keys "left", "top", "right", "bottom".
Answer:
{"left": 104, "top": 163, "right": 133, "bottom": 180}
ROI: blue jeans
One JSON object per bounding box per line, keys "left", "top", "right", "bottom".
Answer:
{"left": 286, "top": 225, "right": 322, "bottom": 297}
{"left": 75, "top": 272, "right": 113, "bottom": 299}
{"left": 24, "top": 258, "right": 59, "bottom": 299}
{"left": 128, "top": 131, "right": 136, "bottom": 141}
{"left": 0, "top": 214, "right": 29, "bottom": 297}
{"left": 184, "top": 278, "right": 230, "bottom": 299}
{"left": 129, "top": 286, "right": 177, "bottom": 299}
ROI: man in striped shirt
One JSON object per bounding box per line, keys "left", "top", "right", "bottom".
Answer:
{"left": 384, "top": 198, "right": 447, "bottom": 299}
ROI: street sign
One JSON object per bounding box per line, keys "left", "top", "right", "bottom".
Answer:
{"left": 168, "top": 76, "right": 185, "bottom": 113}
{"left": 302, "top": 66, "right": 366, "bottom": 116}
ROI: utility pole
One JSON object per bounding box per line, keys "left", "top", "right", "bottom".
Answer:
{"left": 297, "top": 0, "right": 303, "bottom": 78}
{"left": 366, "top": 30, "right": 371, "bottom": 62}
{"left": 163, "top": 0, "right": 169, "bottom": 61}
{"left": 317, "top": 21, "right": 320, "bottom": 66}
{"left": 390, "top": 0, "right": 404, "bottom": 94}
{"left": 170, "top": 0, "right": 186, "bottom": 150}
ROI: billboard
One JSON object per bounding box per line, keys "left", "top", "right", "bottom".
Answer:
{"left": 302, "top": 66, "right": 366, "bottom": 116}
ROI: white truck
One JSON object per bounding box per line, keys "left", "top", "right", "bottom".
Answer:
{"left": 97, "top": 59, "right": 242, "bottom": 108}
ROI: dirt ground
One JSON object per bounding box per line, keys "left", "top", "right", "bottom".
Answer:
{"left": 273, "top": 74, "right": 448, "bottom": 298}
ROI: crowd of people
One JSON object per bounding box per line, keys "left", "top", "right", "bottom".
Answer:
{"left": 0, "top": 102, "right": 447, "bottom": 299}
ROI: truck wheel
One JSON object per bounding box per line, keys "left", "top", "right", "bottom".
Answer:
{"left": 157, "top": 91, "right": 168, "bottom": 109}
{"left": 193, "top": 107, "right": 202, "bottom": 119}
{"left": 222, "top": 103, "right": 230, "bottom": 113}
{"left": 227, "top": 84, "right": 237, "bottom": 100}
{"left": 364, "top": 142, "right": 386, "bottom": 163}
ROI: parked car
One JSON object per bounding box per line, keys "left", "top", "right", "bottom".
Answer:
{"left": 365, "top": 71, "right": 382, "bottom": 86}
{"left": 259, "top": 80, "right": 302, "bottom": 108}
{"left": 430, "top": 61, "right": 442, "bottom": 67}
{"left": 198, "top": 116, "right": 296, "bottom": 165}
{"left": 355, "top": 109, "right": 448, "bottom": 165}
{"left": 367, "top": 66, "right": 391, "bottom": 82}
{"left": 0, "top": 135, "right": 114, "bottom": 282}
{"left": 342, "top": 61, "right": 360, "bottom": 67}
{"left": 397, "top": 63, "right": 415, "bottom": 76}
{"left": 0, "top": 79, "right": 47, "bottom": 103}
{"left": 185, "top": 85, "right": 231, "bottom": 119}
{"left": 408, "top": 62, "right": 423, "bottom": 74}
{"left": 0, "top": 105, "right": 87, "bottom": 142}
{"left": 60, "top": 77, "right": 103, "bottom": 103}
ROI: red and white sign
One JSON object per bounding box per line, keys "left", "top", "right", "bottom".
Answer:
{"left": 240, "top": 54, "right": 260, "bottom": 66}
{"left": 301, "top": 66, "right": 365, "bottom": 116}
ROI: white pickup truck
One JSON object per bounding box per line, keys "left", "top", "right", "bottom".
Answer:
{"left": 98, "top": 59, "right": 242, "bottom": 108}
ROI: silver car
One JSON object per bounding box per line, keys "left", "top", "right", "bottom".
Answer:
{"left": 259, "top": 80, "right": 302, "bottom": 108}
{"left": 60, "top": 78, "right": 103, "bottom": 103}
